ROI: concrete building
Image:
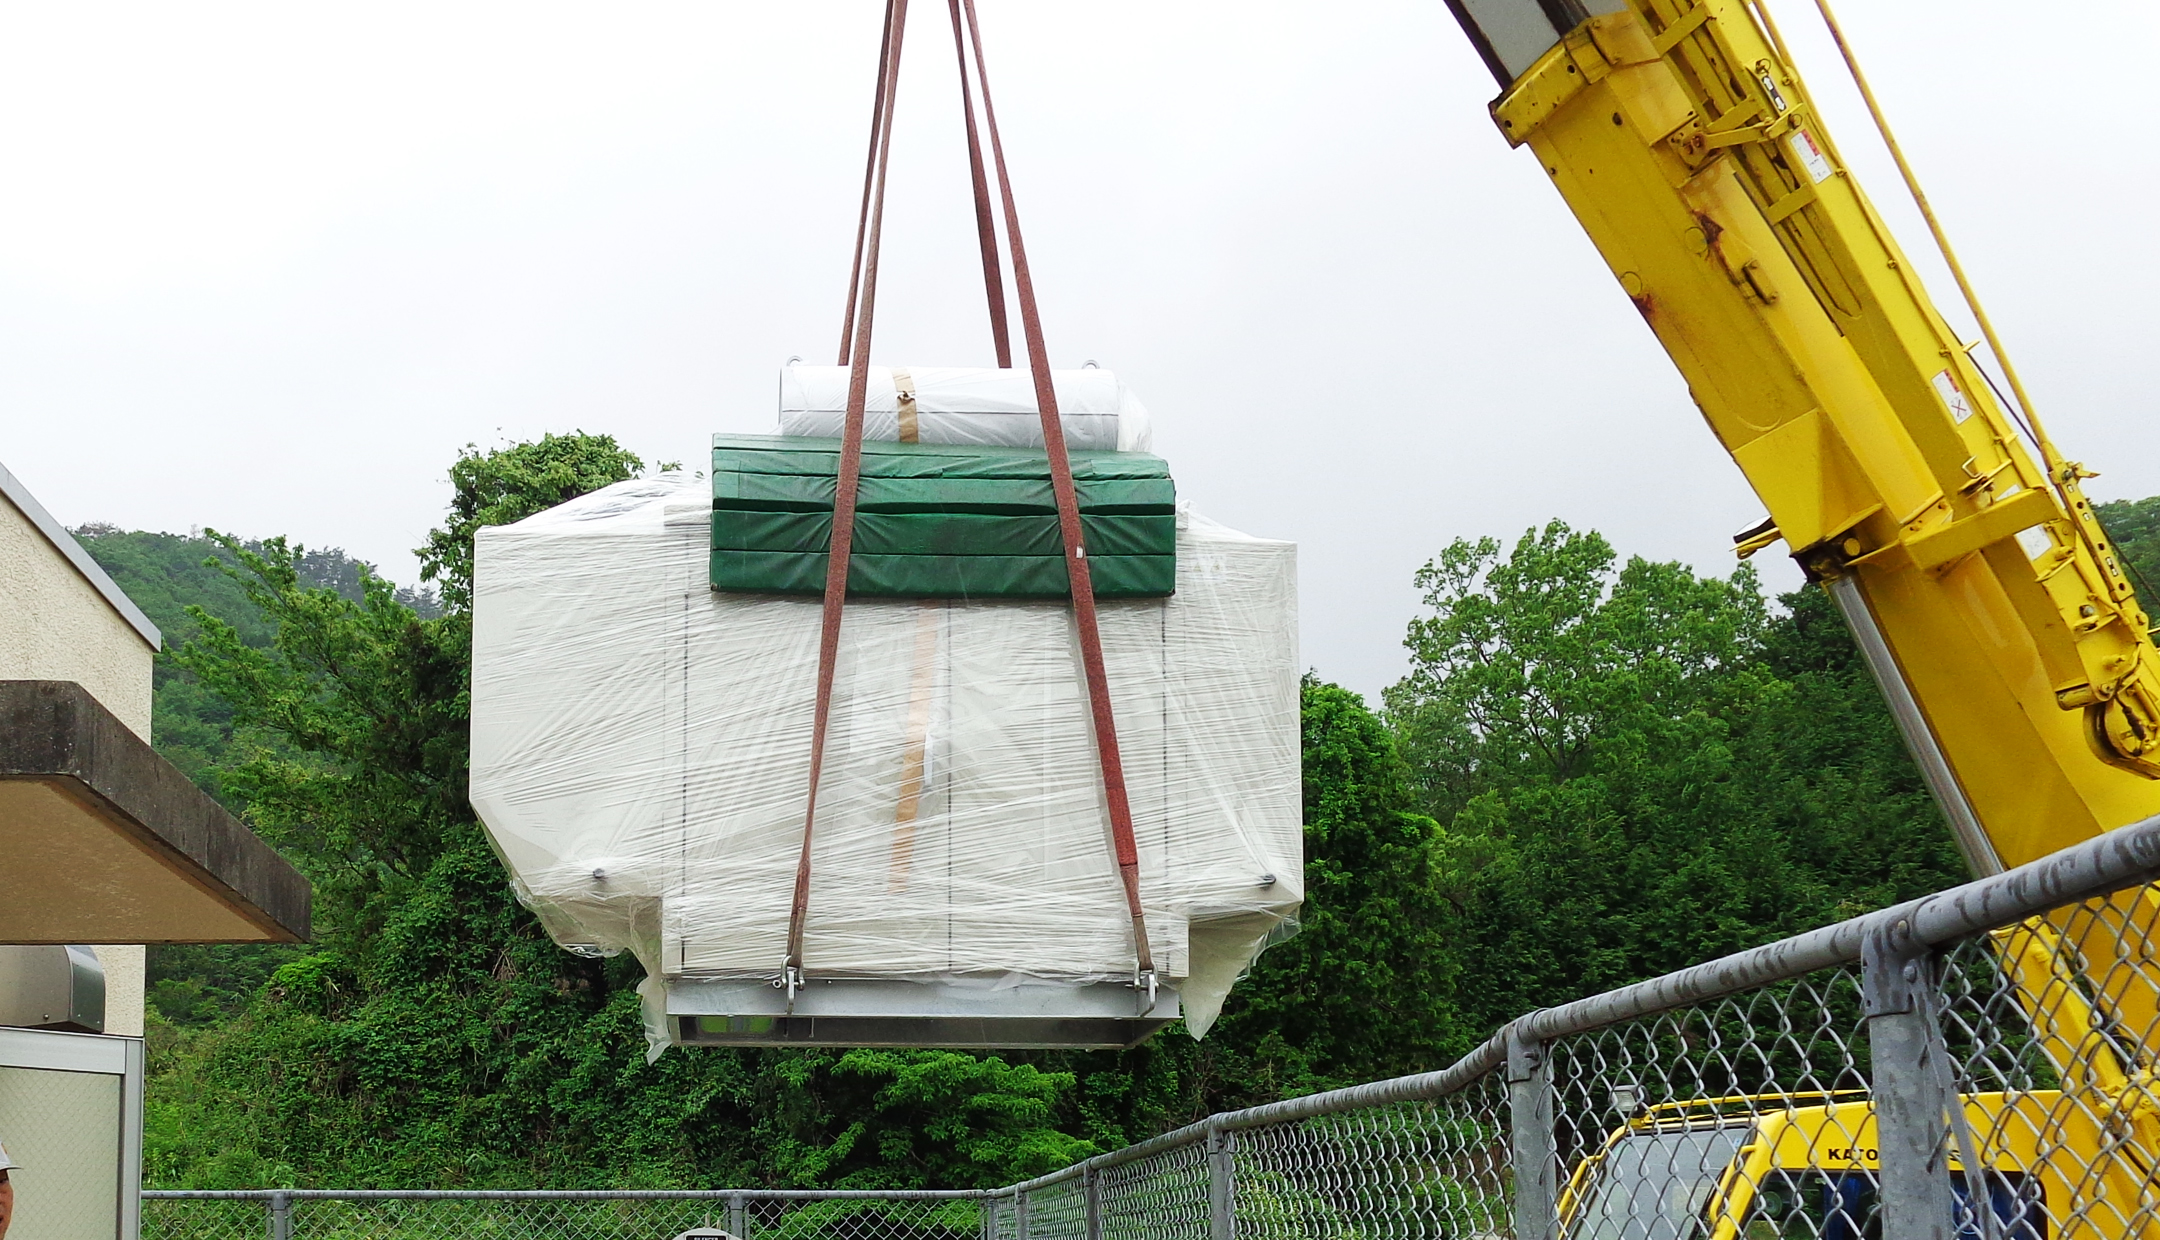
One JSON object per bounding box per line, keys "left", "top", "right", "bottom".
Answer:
{"left": 1, "top": 458, "right": 309, "bottom": 1035}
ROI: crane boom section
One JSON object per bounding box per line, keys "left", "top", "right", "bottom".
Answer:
{"left": 1447, "top": 0, "right": 2160, "bottom": 876}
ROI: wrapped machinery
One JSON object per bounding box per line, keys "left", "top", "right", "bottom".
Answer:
{"left": 469, "top": 369, "right": 1300, "bottom": 1051}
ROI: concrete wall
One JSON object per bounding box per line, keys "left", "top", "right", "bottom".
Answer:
{"left": 0, "top": 494, "right": 154, "bottom": 737}
{"left": 88, "top": 945, "right": 145, "bottom": 1036}
{"left": 0, "top": 489, "right": 155, "bottom": 1035}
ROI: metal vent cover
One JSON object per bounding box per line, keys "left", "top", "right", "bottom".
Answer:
{"left": 0, "top": 945, "right": 104, "bottom": 1032}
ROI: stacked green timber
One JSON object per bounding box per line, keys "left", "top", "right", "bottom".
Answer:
{"left": 711, "top": 434, "right": 1177, "bottom": 598}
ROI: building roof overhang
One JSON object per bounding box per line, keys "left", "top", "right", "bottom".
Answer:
{"left": 0, "top": 681, "right": 310, "bottom": 944}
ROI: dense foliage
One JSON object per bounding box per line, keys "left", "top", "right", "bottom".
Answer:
{"left": 1385, "top": 524, "right": 1963, "bottom": 1032}
{"left": 2096, "top": 493, "right": 2160, "bottom": 608}
{"left": 89, "top": 433, "right": 2115, "bottom": 1192}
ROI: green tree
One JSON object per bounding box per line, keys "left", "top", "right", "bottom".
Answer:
{"left": 1201, "top": 680, "right": 1464, "bottom": 1093}
{"left": 1386, "top": 522, "right": 1965, "bottom": 1033}
{"left": 1388, "top": 523, "right": 1770, "bottom": 819}
{"left": 164, "top": 433, "right": 641, "bottom": 936}
{"left": 149, "top": 828, "right": 1091, "bottom": 1190}
{"left": 418, "top": 432, "right": 653, "bottom": 610}
{"left": 173, "top": 538, "right": 468, "bottom": 929}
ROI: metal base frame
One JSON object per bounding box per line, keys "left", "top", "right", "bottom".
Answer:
{"left": 667, "top": 976, "right": 1181, "bottom": 1049}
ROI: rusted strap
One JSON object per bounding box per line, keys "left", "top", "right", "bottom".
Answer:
{"left": 957, "top": 0, "right": 1156, "bottom": 985}
{"left": 788, "top": 0, "right": 911, "bottom": 1002}
{"left": 946, "top": 0, "right": 1011, "bottom": 368}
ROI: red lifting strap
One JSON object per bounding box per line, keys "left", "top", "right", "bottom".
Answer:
{"left": 956, "top": 0, "right": 1156, "bottom": 986}
{"left": 786, "top": 0, "right": 909, "bottom": 1002}
{"left": 786, "top": 0, "right": 1156, "bottom": 1006}
{"left": 946, "top": 0, "right": 1012, "bottom": 370}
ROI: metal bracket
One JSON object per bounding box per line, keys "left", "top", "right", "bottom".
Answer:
{"left": 779, "top": 965, "right": 804, "bottom": 1015}
{"left": 1861, "top": 915, "right": 1929, "bottom": 1017}
{"left": 1505, "top": 1026, "right": 1545, "bottom": 1083}
{"left": 1134, "top": 968, "right": 1159, "bottom": 1016}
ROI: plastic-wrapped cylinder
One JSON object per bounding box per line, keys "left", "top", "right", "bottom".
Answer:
{"left": 779, "top": 365, "right": 1154, "bottom": 451}
{"left": 469, "top": 472, "right": 1300, "bottom": 1050}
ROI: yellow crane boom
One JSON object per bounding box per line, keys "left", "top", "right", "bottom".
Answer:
{"left": 1441, "top": 0, "right": 2160, "bottom": 874}
{"left": 1438, "top": 0, "right": 2160, "bottom": 1128}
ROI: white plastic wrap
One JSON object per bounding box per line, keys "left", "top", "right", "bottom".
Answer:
{"left": 778, "top": 365, "right": 1155, "bottom": 451}
{"left": 469, "top": 473, "right": 1299, "bottom": 1040}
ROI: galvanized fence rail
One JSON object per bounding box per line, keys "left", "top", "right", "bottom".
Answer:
{"left": 148, "top": 812, "right": 2160, "bottom": 1240}
{"left": 141, "top": 1190, "right": 985, "bottom": 1240}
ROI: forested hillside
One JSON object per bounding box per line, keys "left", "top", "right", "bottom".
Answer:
{"left": 74, "top": 527, "right": 438, "bottom": 801}
{"left": 77, "top": 440, "right": 2159, "bottom": 1191}
{"left": 76, "top": 529, "right": 439, "bottom": 1026}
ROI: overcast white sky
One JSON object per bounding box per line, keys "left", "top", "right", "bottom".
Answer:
{"left": 2, "top": 1, "right": 2153, "bottom": 700}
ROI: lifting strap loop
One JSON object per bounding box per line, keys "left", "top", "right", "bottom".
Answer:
{"left": 788, "top": 0, "right": 1157, "bottom": 1001}
{"left": 957, "top": 0, "right": 1156, "bottom": 984}
{"left": 787, "top": 0, "right": 910, "bottom": 1005}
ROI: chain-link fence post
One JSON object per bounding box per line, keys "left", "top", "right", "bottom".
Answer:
{"left": 1015, "top": 1187, "right": 1030, "bottom": 1240}
{"left": 1863, "top": 914, "right": 1954, "bottom": 1240}
{"left": 727, "top": 1190, "right": 748, "bottom": 1239}
{"left": 1507, "top": 1028, "right": 1556, "bottom": 1240}
{"left": 265, "top": 1191, "right": 292, "bottom": 1240}
{"left": 1083, "top": 1166, "right": 1102, "bottom": 1240}
{"left": 1206, "top": 1124, "right": 1235, "bottom": 1240}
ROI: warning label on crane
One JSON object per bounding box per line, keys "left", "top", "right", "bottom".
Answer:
{"left": 1932, "top": 368, "right": 1976, "bottom": 423}
{"left": 1788, "top": 129, "right": 1834, "bottom": 183}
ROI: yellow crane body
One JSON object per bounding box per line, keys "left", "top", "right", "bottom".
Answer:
{"left": 1447, "top": 0, "right": 2160, "bottom": 878}
{"left": 1438, "top": 0, "right": 2160, "bottom": 1189}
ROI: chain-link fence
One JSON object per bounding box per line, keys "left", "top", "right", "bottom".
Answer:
{"left": 141, "top": 1192, "right": 983, "bottom": 1240}
{"left": 147, "top": 812, "right": 2160, "bottom": 1240}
